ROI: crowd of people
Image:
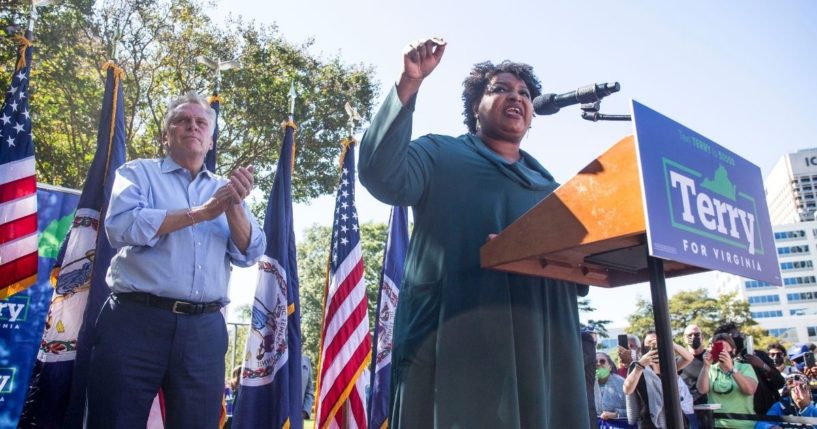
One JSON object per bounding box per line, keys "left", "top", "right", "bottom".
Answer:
{"left": 589, "top": 322, "right": 817, "bottom": 429}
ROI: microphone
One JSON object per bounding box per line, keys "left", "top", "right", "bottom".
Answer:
{"left": 533, "top": 82, "right": 621, "bottom": 115}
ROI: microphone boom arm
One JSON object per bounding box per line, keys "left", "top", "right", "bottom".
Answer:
{"left": 580, "top": 101, "right": 632, "bottom": 122}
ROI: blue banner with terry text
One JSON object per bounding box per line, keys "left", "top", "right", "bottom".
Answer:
{"left": 0, "top": 185, "right": 79, "bottom": 428}
{"left": 632, "top": 100, "right": 781, "bottom": 285}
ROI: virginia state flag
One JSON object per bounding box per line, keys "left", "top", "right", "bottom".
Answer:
{"left": 204, "top": 94, "right": 220, "bottom": 173}
{"left": 18, "top": 61, "right": 126, "bottom": 428}
{"left": 232, "top": 121, "right": 302, "bottom": 429}
{"left": 368, "top": 206, "right": 408, "bottom": 429}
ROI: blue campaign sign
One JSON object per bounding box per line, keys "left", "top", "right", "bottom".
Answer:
{"left": 632, "top": 100, "right": 781, "bottom": 285}
{"left": 0, "top": 185, "right": 79, "bottom": 427}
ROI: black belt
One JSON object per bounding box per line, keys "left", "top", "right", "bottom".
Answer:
{"left": 114, "top": 292, "right": 222, "bottom": 315}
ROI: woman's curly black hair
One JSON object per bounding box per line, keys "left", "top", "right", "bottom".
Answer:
{"left": 461, "top": 60, "right": 542, "bottom": 134}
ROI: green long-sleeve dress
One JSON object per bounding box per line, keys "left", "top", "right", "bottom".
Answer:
{"left": 359, "top": 87, "right": 591, "bottom": 429}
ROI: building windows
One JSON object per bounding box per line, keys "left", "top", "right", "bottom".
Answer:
{"left": 808, "top": 326, "right": 817, "bottom": 339}
{"left": 769, "top": 327, "right": 797, "bottom": 340}
{"left": 788, "top": 292, "right": 817, "bottom": 302}
{"left": 748, "top": 295, "right": 781, "bottom": 305}
{"left": 791, "top": 308, "right": 817, "bottom": 316}
{"left": 780, "top": 260, "right": 814, "bottom": 271}
{"left": 745, "top": 280, "right": 774, "bottom": 289}
{"left": 778, "top": 245, "right": 810, "bottom": 255}
{"left": 752, "top": 310, "right": 783, "bottom": 319}
{"left": 775, "top": 230, "right": 806, "bottom": 240}
{"left": 784, "top": 276, "right": 817, "bottom": 286}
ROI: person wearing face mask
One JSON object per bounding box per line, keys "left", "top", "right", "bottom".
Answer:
{"left": 698, "top": 333, "right": 758, "bottom": 429}
{"left": 623, "top": 331, "right": 695, "bottom": 428}
{"left": 594, "top": 352, "right": 628, "bottom": 423}
{"left": 767, "top": 343, "right": 798, "bottom": 376}
{"left": 714, "top": 322, "right": 785, "bottom": 417}
{"left": 680, "top": 324, "right": 708, "bottom": 406}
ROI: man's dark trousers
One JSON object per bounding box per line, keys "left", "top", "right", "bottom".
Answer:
{"left": 85, "top": 296, "right": 227, "bottom": 428}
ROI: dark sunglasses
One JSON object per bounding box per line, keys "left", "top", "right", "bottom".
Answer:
{"left": 597, "top": 359, "right": 608, "bottom": 365}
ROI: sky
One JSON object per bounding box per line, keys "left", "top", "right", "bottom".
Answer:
{"left": 207, "top": 1, "right": 817, "bottom": 327}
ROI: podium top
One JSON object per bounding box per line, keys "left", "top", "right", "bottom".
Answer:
{"left": 480, "top": 135, "right": 707, "bottom": 287}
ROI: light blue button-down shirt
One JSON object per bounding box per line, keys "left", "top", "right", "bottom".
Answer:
{"left": 105, "top": 156, "right": 265, "bottom": 304}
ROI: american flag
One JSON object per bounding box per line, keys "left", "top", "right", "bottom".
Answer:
{"left": 315, "top": 140, "right": 371, "bottom": 429}
{"left": 368, "top": 206, "right": 408, "bottom": 429}
{"left": 0, "top": 35, "right": 36, "bottom": 300}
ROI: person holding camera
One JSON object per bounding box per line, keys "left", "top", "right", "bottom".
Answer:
{"left": 617, "top": 334, "right": 643, "bottom": 378}
{"left": 714, "top": 322, "right": 785, "bottom": 416}
{"left": 755, "top": 373, "right": 817, "bottom": 429}
{"left": 698, "top": 333, "right": 758, "bottom": 429}
{"left": 623, "top": 331, "right": 695, "bottom": 428}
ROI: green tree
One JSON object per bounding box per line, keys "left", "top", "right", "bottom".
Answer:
{"left": 225, "top": 303, "right": 251, "bottom": 379}
{"left": 1, "top": 0, "right": 377, "bottom": 201}
{"left": 624, "top": 288, "right": 772, "bottom": 346}
{"left": 297, "top": 222, "right": 388, "bottom": 368}
{"left": 579, "top": 297, "right": 612, "bottom": 338}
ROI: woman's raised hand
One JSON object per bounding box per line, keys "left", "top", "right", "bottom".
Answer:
{"left": 397, "top": 37, "right": 446, "bottom": 104}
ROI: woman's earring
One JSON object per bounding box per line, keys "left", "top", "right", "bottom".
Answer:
{"left": 475, "top": 117, "right": 481, "bottom": 133}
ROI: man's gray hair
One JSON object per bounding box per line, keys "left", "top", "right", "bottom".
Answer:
{"left": 162, "top": 92, "right": 217, "bottom": 136}
{"left": 627, "top": 334, "right": 641, "bottom": 349}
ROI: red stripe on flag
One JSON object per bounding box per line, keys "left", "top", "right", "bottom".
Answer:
{"left": 0, "top": 251, "right": 38, "bottom": 288}
{"left": 0, "top": 273, "right": 36, "bottom": 300}
{"left": 319, "top": 260, "right": 364, "bottom": 381}
{"left": 0, "top": 213, "right": 37, "bottom": 244}
{"left": 318, "top": 335, "right": 372, "bottom": 424}
{"left": 0, "top": 175, "right": 36, "bottom": 203}
{"left": 323, "top": 259, "right": 364, "bottom": 323}
{"left": 348, "top": 379, "right": 367, "bottom": 429}
{"left": 321, "top": 298, "right": 368, "bottom": 380}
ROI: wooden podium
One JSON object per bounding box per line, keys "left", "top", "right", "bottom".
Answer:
{"left": 481, "top": 135, "right": 707, "bottom": 287}
{"left": 481, "top": 135, "right": 704, "bottom": 429}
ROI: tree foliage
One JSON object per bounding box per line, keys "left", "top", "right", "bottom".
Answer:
{"left": 0, "top": 0, "right": 377, "bottom": 201}
{"left": 579, "top": 297, "right": 612, "bottom": 338}
{"left": 624, "top": 288, "right": 775, "bottom": 346}
{"left": 297, "top": 222, "right": 388, "bottom": 368}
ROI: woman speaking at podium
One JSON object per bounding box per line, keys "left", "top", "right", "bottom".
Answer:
{"left": 359, "top": 37, "right": 591, "bottom": 429}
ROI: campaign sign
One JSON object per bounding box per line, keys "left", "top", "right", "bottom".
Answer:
{"left": 632, "top": 100, "right": 781, "bottom": 285}
{"left": 0, "top": 185, "right": 79, "bottom": 427}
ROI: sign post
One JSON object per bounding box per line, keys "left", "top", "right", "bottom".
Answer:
{"left": 632, "top": 100, "right": 781, "bottom": 429}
